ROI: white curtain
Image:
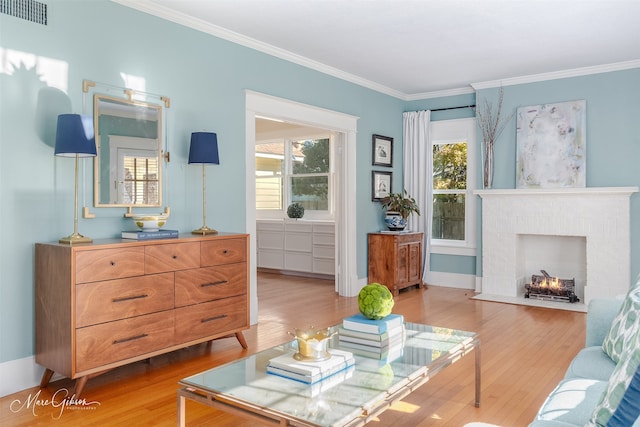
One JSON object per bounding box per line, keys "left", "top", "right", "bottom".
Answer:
{"left": 403, "top": 110, "right": 432, "bottom": 284}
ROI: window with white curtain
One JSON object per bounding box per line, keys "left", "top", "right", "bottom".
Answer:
{"left": 430, "top": 118, "right": 477, "bottom": 256}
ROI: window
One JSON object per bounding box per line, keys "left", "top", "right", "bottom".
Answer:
{"left": 432, "top": 141, "right": 466, "bottom": 241}
{"left": 256, "top": 136, "right": 333, "bottom": 219}
{"left": 430, "top": 118, "right": 476, "bottom": 255}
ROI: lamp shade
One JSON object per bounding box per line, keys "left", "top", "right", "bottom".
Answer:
{"left": 54, "top": 114, "right": 96, "bottom": 157}
{"left": 188, "top": 132, "right": 219, "bottom": 165}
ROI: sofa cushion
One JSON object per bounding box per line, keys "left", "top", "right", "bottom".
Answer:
{"left": 564, "top": 346, "right": 616, "bottom": 381}
{"left": 602, "top": 286, "right": 640, "bottom": 363}
{"left": 533, "top": 378, "right": 608, "bottom": 425}
{"left": 607, "top": 364, "right": 640, "bottom": 427}
{"left": 590, "top": 340, "right": 640, "bottom": 426}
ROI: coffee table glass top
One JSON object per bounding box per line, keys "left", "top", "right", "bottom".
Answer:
{"left": 180, "top": 322, "right": 477, "bottom": 427}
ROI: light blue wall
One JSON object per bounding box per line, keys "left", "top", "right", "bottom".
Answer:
{"left": 0, "top": 1, "right": 403, "bottom": 364}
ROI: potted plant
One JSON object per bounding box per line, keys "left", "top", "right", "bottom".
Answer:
{"left": 380, "top": 190, "right": 420, "bottom": 231}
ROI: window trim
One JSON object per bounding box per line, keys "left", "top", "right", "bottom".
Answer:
{"left": 429, "top": 118, "right": 477, "bottom": 257}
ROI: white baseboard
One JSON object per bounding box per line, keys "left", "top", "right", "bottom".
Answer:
{"left": 0, "top": 356, "right": 63, "bottom": 398}
{"left": 1, "top": 356, "right": 43, "bottom": 397}
{"left": 427, "top": 271, "right": 476, "bottom": 290}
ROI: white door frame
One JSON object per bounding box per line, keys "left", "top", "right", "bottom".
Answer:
{"left": 245, "top": 91, "right": 359, "bottom": 324}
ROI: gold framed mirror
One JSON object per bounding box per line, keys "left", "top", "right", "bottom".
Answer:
{"left": 93, "top": 94, "right": 164, "bottom": 207}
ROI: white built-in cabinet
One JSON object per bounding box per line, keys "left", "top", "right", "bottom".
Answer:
{"left": 257, "top": 220, "right": 335, "bottom": 277}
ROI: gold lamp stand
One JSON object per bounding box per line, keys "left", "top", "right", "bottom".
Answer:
{"left": 60, "top": 154, "right": 92, "bottom": 244}
{"left": 192, "top": 163, "right": 217, "bottom": 235}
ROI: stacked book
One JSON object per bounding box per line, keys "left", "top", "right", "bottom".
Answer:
{"left": 121, "top": 229, "right": 179, "bottom": 240}
{"left": 338, "top": 313, "right": 405, "bottom": 362}
{"left": 266, "top": 348, "right": 355, "bottom": 384}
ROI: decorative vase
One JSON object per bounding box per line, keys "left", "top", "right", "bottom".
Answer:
{"left": 384, "top": 211, "right": 407, "bottom": 231}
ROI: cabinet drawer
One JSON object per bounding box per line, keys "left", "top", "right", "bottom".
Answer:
{"left": 313, "top": 233, "right": 334, "bottom": 246}
{"left": 175, "top": 264, "right": 247, "bottom": 307}
{"left": 201, "top": 238, "right": 246, "bottom": 266}
{"left": 75, "top": 311, "right": 174, "bottom": 372}
{"left": 313, "top": 258, "right": 335, "bottom": 275}
{"left": 174, "top": 295, "right": 247, "bottom": 343}
{"left": 257, "top": 221, "right": 284, "bottom": 232}
{"left": 258, "top": 249, "right": 284, "bottom": 269}
{"left": 313, "top": 245, "right": 335, "bottom": 259}
{"left": 76, "top": 247, "right": 145, "bottom": 284}
{"left": 284, "top": 252, "right": 313, "bottom": 271}
{"left": 75, "top": 273, "right": 175, "bottom": 328}
{"left": 258, "top": 231, "right": 284, "bottom": 250}
{"left": 145, "top": 242, "right": 200, "bottom": 273}
{"left": 285, "top": 222, "right": 312, "bottom": 233}
{"left": 285, "top": 232, "right": 312, "bottom": 252}
{"left": 312, "top": 223, "right": 334, "bottom": 234}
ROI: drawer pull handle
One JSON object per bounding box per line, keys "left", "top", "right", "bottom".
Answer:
{"left": 113, "top": 333, "right": 148, "bottom": 345}
{"left": 110, "top": 261, "right": 116, "bottom": 266}
{"left": 223, "top": 250, "right": 228, "bottom": 254}
{"left": 201, "top": 280, "right": 228, "bottom": 288}
{"left": 201, "top": 314, "right": 227, "bottom": 323}
{"left": 112, "top": 294, "right": 148, "bottom": 303}
{"left": 173, "top": 255, "right": 178, "bottom": 259}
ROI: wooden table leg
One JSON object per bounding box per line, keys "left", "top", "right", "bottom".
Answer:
{"left": 39, "top": 368, "right": 54, "bottom": 388}
{"left": 75, "top": 376, "right": 89, "bottom": 397}
{"left": 235, "top": 331, "right": 248, "bottom": 349}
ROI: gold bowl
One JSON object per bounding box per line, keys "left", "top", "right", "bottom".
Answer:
{"left": 289, "top": 326, "right": 336, "bottom": 361}
{"left": 131, "top": 213, "right": 169, "bottom": 232}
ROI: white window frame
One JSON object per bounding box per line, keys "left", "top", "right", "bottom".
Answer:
{"left": 430, "top": 118, "right": 477, "bottom": 257}
{"left": 255, "top": 134, "right": 335, "bottom": 221}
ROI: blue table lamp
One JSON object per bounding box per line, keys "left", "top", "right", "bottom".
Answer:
{"left": 188, "top": 132, "right": 219, "bottom": 235}
{"left": 55, "top": 114, "right": 97, "bottom": 244}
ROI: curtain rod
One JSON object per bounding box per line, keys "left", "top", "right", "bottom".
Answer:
{"left": 430, "top": 104, "right": 475, "bottom": 112}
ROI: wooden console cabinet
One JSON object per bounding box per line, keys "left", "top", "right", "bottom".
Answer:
{"left": 368, "top": 232, "right": 424, "bottom": 295}
{"left": 35, "top": 233, "right": 249, "bottom": 395}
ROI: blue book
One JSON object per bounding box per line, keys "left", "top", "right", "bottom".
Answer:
{"left": 121, "top": 229, "right": 179, "bottom": 240}
{"left": 342, "top": 313, "right": 404, "bottom": 334}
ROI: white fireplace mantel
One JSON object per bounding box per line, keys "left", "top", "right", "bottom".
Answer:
{"left": 474, "top": 187, "right": 639, "bottom": 197}
{"left": 474, "top": 186, "right": 638, "bottom": 311}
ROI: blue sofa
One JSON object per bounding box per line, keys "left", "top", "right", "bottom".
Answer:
{"left": 529, "top": 287, "right": 640, "bottom": 427}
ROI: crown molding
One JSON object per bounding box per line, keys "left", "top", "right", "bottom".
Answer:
{"left": 405, "top": 86, "right": 475, "bottom": 101}
{"left": 471, "top": 60, "right": 640, "bottom": 90}
{"left": 111, "top": 0, "right": 408, "bottom": 100}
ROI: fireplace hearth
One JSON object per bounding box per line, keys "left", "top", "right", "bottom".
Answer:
{"left": 525, "top": 270, "right": 579, "bottom": 303}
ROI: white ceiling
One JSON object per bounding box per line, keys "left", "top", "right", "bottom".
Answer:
{"left": 118, "top": 0, "right": 640, "bottom": 99}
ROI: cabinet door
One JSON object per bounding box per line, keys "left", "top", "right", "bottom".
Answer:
{"left": 407, "top": 242, "right": 422, "bottom": 283}
{"left": 396, "top": 243, "right": 409, "bottom": 285}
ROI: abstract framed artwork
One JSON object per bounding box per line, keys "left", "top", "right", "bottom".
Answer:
{"left": 516, "top": 100, "right": 586, "bottom": 188}
{"left": 372, "top": 134, "right": 393, "bottom": 167}
{"left": 372, "top": 170, "right": 392, "bottom": 201}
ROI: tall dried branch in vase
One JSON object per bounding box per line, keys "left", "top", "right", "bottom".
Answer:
{"left": 475, "top": 86, "right": 514, "bottom": 188}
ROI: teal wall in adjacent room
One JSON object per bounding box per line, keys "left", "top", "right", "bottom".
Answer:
{"left": 1, "top": 0, "right": 638, "bottom": 396}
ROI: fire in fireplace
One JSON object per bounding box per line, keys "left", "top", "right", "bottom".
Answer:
{"left": 525, "top": 270, "right": 580, "bottom": 303}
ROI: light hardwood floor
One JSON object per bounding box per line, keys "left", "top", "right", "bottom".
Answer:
{"left": 0, "top": 272, "right": 585, "bottom": 426}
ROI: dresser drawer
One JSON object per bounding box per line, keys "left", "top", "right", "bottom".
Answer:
{"left": 201, "top": 238, "right": 246, "bottom": 266}
{"left": 174, "top": 295, "right": 247, "bottom": 343}
{"left": 75, "top": 311, "right": 174, "bottom": 372}
{"left": 75, "top": 247, "right": 145, "bottom": 284}
{"left": 175, "top": 264, "right": 247, "bottom": 307}
{"left": 75, "top": 273, "right": 175, "bottom": 328}
{"left": 145, "top": 242, "right": 200, "bottom": 273}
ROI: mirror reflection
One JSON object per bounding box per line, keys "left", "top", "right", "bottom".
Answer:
{"left": 93, "top": 95, "right": 163, "bottom": 207}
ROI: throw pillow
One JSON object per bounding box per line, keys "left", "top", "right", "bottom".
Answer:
{"left": 607, "top": 364, "right": 640, "bottom": 427}
{"left": 591, "top": 335, "right": 640, "bottom": 426}
{"left": 602, "top": 286, "right": 640, "bottom": 363}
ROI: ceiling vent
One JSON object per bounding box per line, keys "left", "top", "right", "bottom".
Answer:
{"left": 1, "top": 0, "right": 47, "bottom": 25}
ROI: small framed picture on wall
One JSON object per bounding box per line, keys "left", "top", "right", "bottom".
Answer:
{"left": 372, "top": 134, "right": 393, "bottom": 167}
{"left": 372, "top": 170, "right": 392, "bottom": 201}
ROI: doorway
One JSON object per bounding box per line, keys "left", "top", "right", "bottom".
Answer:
{"left": 245, "top": 91, "right": 359, "bottom": 324}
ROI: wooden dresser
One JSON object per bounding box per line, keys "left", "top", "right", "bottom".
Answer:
{"left": 35, "top": 233, "right": 249, "bottom": 395}
{"left": 368, "top": 232, "right": 424, "bottom": 296}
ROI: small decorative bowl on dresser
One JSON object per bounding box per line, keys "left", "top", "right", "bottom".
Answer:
{"left": 131, "top": 213, "right": 169, "bottom": 232}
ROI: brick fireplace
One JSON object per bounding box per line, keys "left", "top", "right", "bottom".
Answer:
{"left": 474, "top": 187, "right": 638, "bottom": 311}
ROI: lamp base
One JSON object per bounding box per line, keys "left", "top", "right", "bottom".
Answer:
{"left": 59, "top": 232, "right": 93, "bottom": 244}
{"left": 192, "top": 225, "right": 218, "bottom": 235}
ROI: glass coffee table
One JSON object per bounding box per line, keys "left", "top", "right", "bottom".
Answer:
{"left": 177, "top": 322, "right": 480, "bottom": 427}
